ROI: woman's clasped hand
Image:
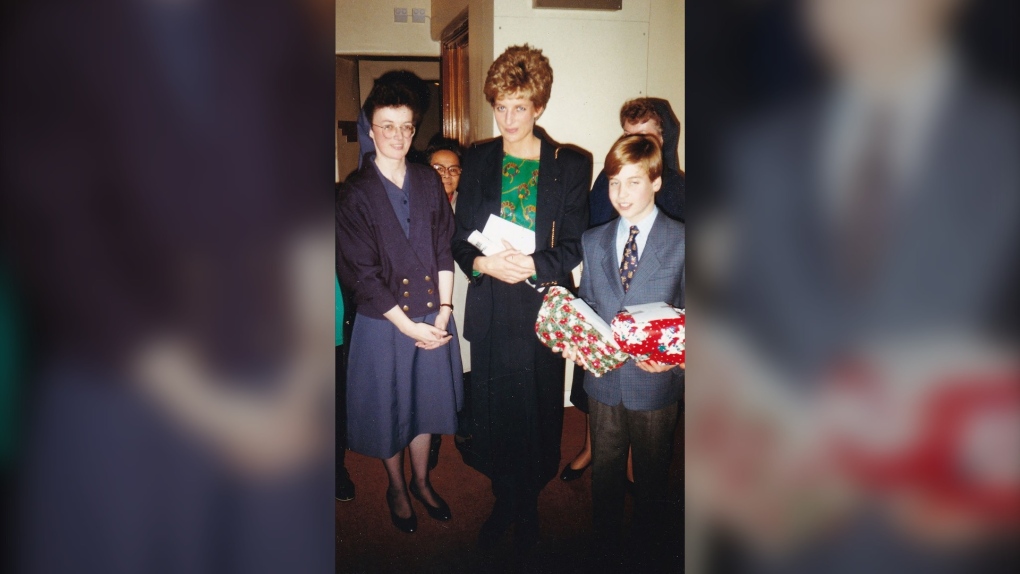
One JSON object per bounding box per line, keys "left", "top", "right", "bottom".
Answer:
{"left": 401, "top": 309, "right": 453, "bottom": 350}
{"left": 474, "top": 240, "right": 536, "bottom": 284}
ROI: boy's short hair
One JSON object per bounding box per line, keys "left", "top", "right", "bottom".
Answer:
{"left": 483, "top": 44, "right": 554, "bottom": 110}
{"left": 619, "top": 98, "right": 664, "bottom": 132}
{"left": 363, "top": 75, "right": 422, "bottom": 126}
{"left": 605, "top": 134, "right": 663, "bottom": 181}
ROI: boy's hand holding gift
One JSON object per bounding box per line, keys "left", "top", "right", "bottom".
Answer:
{"left": 611, "top": 302, "right": 685, "bottom": 371}
{"left": 534, "top": 287, "right": 630, "bottom": 377}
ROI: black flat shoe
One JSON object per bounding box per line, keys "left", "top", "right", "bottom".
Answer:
{"left": 386, "top": 490, "right": 417, "bottom": 534}
{"left": 559, "top": 461, "right": 590, "bottom": 481}
{"left": 335, "top": 468, "right": 355, "bottom": 502}
{"left": 409, "top": 482, "right": 452, "bottom": 521}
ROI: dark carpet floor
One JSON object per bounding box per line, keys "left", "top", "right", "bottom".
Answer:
{"left": 335, "top": 406, "right": 683, "bottom": 573}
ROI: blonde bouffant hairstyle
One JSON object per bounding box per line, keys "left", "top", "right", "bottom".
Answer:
{"left": 483, "top": 44, "right": 554, "bottom": 110}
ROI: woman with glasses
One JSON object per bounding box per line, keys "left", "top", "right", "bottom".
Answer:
{"left": 426, "top": 136, "right": 464, "bottom": 207}
{"left": 336, "top": 77, "right": 462, "bottom": 534}
{"left": 424, "top": 136, "right": 469, "bottom": 470}
{"left": 452, "top": 44, "right": 591, "bottom": 551}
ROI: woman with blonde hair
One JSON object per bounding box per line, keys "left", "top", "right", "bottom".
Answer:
{"left": 452, "top": 44, "right": 591, "bottom": 551}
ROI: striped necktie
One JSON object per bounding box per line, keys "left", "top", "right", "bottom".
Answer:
{"left": 619, "top": 225, "right": 640, "bottom": 292}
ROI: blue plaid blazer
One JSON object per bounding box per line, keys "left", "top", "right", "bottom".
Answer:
{"left": 579, "top": 213, "right": 685, "bottom": 411}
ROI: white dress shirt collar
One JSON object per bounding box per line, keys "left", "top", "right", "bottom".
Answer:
{"left": 616, "top": 206, "right": 660, "bottom": 263}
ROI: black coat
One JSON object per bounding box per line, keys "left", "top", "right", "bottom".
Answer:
{"left": 451, "top": 132, "right": 591, "bottom": 485}
{"left": 452, "top": 134, "right": 592, "bottom": 340}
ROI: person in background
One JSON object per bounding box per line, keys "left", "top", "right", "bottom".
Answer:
{"left": 427, "top": 135, "right": 464, "bottom": 207}
{"left": 336, "top": 78, "right": 462, "bottom": 534}
{"left": 334, "top": 272, "right": 355, "bottom": 501}
{"left": 588, "top": 98, "right": 685, "bottom": 226}
{"left": 452, "top": 44, "right": 591, "bottom": 553}
{"left": 0, "top": 261, "right": 20, "bottom": 473}
{"left": 425, "top": 135, "right": 468, "bottom": 470}
{"left": 335, "top": 180, "right": 355, "bottom": 501}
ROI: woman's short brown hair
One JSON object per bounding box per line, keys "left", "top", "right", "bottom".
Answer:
{"left": 483, "top": 44, "right": 554, "bottom": 110}
{"left": 362, "top": 73, "right": 423, "bottom": 126}
{"left": 605, "top": 134, "right": 663, "bottom": 181}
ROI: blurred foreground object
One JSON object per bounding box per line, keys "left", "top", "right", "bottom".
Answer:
{"left": 689, "top": 0, "right": 1020, "bottom": 572}
{"left": 0, "top": 0, "right": 334, "bottom": 572}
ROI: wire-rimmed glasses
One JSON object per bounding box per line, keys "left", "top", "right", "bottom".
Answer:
{"left": 372, "top": 123, "right": 416, "bottom": 139}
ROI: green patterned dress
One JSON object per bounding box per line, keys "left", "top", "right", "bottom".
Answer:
{"left": 500, "top": 153, "right": 539, "bottom": 230}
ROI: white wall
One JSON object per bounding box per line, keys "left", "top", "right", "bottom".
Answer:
{"left": 469, "top": 0, "right": 684, "bottom": 175}
{"left": 648, "top": 0, "right": 684, "bottom": 170}
{"left": 336, "top": 0, "right": 440, "bottom": 56}
{"left": 340, "top": 0, "right": 685, "bottom": 168}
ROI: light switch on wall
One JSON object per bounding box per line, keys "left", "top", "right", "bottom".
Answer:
{"left": 411, "top": 8, "right": 427, "bottom": 23}
{"left": 393, "top": 8, "right": 408, "bottom": 23}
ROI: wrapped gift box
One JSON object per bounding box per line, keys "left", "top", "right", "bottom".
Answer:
{"left": 611, "top": 302, "right": 686, "bottom": 365}
{"left": 534, "top": 287, "right": 630, "bottom": 377}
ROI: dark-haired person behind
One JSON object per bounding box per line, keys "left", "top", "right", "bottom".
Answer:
{"left": 336, "top": 79, "right": 462, "bottom": 534}
{"left": 427, "top": 135, "right": 464, "bottom": 207}
{"left": 452, "top": 44, "right": 591, "bottom": 551}
{"left": 425, "top": 135, "right": 467, "bottom": 470}
{"left": 589, "top": 98, "right": 685, "bottom": 226}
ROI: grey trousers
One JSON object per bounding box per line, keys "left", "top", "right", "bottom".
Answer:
{"left": 589, "top": 397, "right": 679, "bottom": 562}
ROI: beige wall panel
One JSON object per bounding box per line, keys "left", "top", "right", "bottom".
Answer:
{"left": 468, "top": 0, "right": 496, "bottom": 142}
{"left": 336, "top": 0, "right": 440, "bottom": 56}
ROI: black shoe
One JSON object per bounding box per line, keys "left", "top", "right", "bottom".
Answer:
{"left": 625, "top": 479, "right": 635, "bottom": 495}
{"left": 386, "top": 490, "right": 417, "bottom": 534}
{"left": 409, "top": 482, "right": 452, "bottom": 521}
{"left": 335, "top": 468, "right": 355, "bottom": 501}
{"left": 478, "top": 500, "right": 514, "bottom": 550}
{"left": 559, "top": 461, "right": 590, "bottom": 482}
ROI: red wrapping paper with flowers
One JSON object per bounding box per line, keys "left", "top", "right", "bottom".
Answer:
{"left": 534, "top": 287, "right": 630, "bottom": 377}
{"left": 611, "top": 303, "right": 686, "bottom": 365}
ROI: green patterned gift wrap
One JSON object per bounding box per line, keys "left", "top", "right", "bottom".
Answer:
{"left": 534, "top": 287, "right": 630, "bottom": 377}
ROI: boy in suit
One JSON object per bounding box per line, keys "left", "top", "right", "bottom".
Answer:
{"left": 567, "top": 134, "right": 684, "bottom": 568}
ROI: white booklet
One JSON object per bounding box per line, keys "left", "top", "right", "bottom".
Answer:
{"left": 624, "top": 302, "right": 683, "bottom": 322}
{"left": 467, "top": 231, "right": 500, "bottom": 256}
{"left": 467, "top": 213, "right": 536, "bottom": 256}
